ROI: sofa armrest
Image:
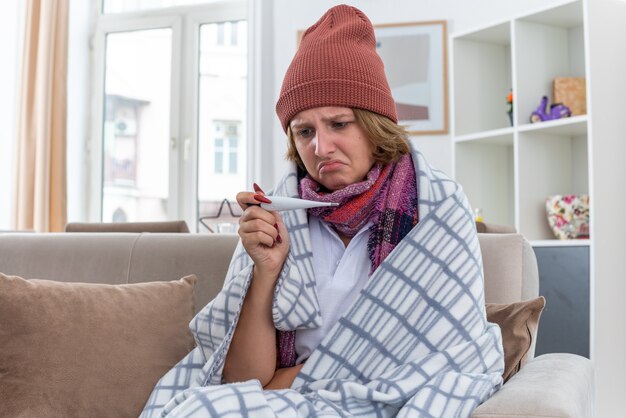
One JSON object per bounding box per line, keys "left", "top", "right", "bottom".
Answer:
{"left": 473, "top": 353, "right": 594, "bottom": 418}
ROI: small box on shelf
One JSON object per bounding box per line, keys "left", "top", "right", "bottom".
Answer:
{"left": 553, "top": 77, "right": 586, "bottom": 116}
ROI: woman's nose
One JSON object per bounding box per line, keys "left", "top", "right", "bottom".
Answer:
{"left": 314, "top": 130, "right": 335, "bottom": 157}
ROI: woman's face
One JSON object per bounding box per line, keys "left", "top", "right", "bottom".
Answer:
{"left": 290, "top": 107, "right": 375, "bottom": 191}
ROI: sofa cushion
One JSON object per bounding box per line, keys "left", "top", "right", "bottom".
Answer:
{"left": 486, "top": 296, "right": 546, "bottom": 382}
{"left": 472, "top": 353, "right": 594, "bottom": 418}
{"left": 0, "top": 273, "right": 196, "bottom": 418}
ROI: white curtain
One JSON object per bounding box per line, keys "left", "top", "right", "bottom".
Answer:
{"left": 13, "top": 0, "right": 69, "bottom": 232}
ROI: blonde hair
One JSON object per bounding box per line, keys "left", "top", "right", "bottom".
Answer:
{"left": 285, "top": 108, "right": 410, "bottom": 169}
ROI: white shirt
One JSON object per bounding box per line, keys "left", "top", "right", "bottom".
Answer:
{"left": 295, "top": 216, "right": 372, "bottom": 364}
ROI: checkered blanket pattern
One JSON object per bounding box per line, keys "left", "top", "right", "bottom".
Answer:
{"left": 140, "top": 148, "right": 504, "bottom": 417}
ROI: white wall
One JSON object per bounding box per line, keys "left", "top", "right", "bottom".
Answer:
{"left": 587, "top": 0, "right": 626, "bottom": 415}
{"left": 266, "top": 0, "right": 563, "bottom": 186}
{"left": 0, "top": 0, "right": 23, "bottom": 230}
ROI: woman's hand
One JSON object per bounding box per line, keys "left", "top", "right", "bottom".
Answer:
{"left": 263, "top": 363, "right": 304, "bottom": 390}
{"left": 224, "top": 185, "right": 289, "bottom": 385}
{"left": 236, "top": 185, "right": 290, "bottom": 278}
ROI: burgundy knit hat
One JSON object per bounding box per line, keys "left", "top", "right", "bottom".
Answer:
{"left": 276, "top": 5, "right": 398, "bottom": 132}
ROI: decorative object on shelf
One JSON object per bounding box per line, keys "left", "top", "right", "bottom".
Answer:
{"left": 474, "top": 208, "right": 484, "bottom": 223}
{"left": 545, "top": 194, "right": 590, "bottom": 240}
{"left": 506, "top": 90, "right": 513, "bottom": 126}
{"left": 530, "top": 96, "right": 572, "bottom": 123}
{"left": 553, "top": 77, "right": 586, "bottom": 116}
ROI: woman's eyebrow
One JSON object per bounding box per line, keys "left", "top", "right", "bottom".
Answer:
{"left": 320, "top": 114, "right": 353, "bottom": 121}
{"left": 291, "top": 114, "right": 353, "bottom": 129}
{"left": 290, "top": 121, "right": 309, "bottom": 130}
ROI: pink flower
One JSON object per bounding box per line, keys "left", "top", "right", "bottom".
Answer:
{"left": 554, "top": 214, "right": 568, "bottom": 227}
{"left": 562, "top": 195, "right": 575, "bottom": 204}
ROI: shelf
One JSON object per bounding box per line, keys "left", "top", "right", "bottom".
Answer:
{"left": 517, "top": 115, "right": 587, "bottom": 136}
{"left": 455, "top": 140, "right": 514, "bottom": 227}
{"left": 530, "top": 239, "right": 590, "bottom": 247}
{"left": 517, "top": 128, "right": 588, "bottom": 240}
{"left": 519, "top": 0, "right": 583, "bottom": 29}
{"left": 453, "top": 116, "right": 587, "bottom": 142}
{"left": 514, "top": 3, "right": 586, "bottom": 126}
{"left": 451, "top": 0, "right": 592, "bottom": 366}
{"left": 451, "top": 0, "right": 589, "bottom": 243}
{"left": 452, "top": 22, "right": 512, "bottom": 136}
{"left": 454, "top": 127, "right": 514, "bottom": 144}
{"left": 453, "top": 22, "right": 510, "bottom": 44}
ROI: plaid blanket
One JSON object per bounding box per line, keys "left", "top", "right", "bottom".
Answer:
{"left": 140, "top": 148, "right": 504, "bottom": 417}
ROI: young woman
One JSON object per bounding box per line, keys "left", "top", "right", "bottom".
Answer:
{"left": 226, "top": 105, "right": 415, "bottom": 389}
{"left": 142, "top": 5, "right": 504, "bottom": 417}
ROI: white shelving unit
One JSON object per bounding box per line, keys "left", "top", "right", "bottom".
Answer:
{"left": 451, "top": 0, "right": 590, "bottom": 245}
{"left": 451, "top": 0, "right": 592, "bottom": 361}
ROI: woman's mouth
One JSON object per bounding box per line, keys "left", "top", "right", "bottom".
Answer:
{"left": 318, "top": 160, "right": 344, "bottom": 174}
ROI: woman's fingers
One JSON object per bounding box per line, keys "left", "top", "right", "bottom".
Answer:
{"left": 236, "top": 189, "right": 272, "bottom": 211}
{"left": 273, "top": 212, "right": 287, "bottom": 245}
{"left": 240, "top": 205, "right": 276, "bottom": 226}
{"left": 235, "top": 191, "right": 289, "bottom": 270}
{"left": 238, "top": 207, "right": 289, "bottom": 278}
{"left": 244, "top": 230, "right": 275, "bottom": 248}
{"left": 253, "top": 183, "right": 265, "bottom": 194}
{"left": 239, "top": 216, "right": 278, "bottom": 240}
{"left": 235, "top": 191, "right": 255, "bottom": 211}
{"left": 240, "top": 227, "right": 275, "bottom": 250}
{"left": 238, "top": 206, "right": 280, "bottom": 247}
{"left": 253, "top": 194, "right": 272, "bottom": 204}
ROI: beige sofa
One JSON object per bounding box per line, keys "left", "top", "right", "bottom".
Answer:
{"left": 0, "top": 232, "right": 593, "bottom": 417}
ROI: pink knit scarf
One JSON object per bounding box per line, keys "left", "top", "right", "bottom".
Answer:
{"left": 277, "top": 154, "right": 418, "bottom": 368}
{"left": 300, "top": 163, "right": 384, "bottom": 238}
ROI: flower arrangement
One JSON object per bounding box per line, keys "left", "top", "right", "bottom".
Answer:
{"left": 545, "top": 194, "right": 590, "bottom": 239}
{"left": 506, "top": 90, "right": 513, "bottom": 126}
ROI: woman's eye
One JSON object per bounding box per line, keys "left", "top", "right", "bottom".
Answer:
{"left": 332, "top": 121, "right": 348, "bottom": 129}
{"left": 297, "top": 128, "right": 313, "bottom": 138}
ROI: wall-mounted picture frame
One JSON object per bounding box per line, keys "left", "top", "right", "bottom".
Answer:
{"left": 296, "top": 20, "right": 448, "bottom": 135}
{"left": 374, "top": 21, "right": 448, "bottom": 135}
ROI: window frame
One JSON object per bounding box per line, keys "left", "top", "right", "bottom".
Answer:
{"left": 88, "top": 0, "right": 248, "bottom": 229}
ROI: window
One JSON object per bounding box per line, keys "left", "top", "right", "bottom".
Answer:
{"left": 197, "top": 21, "right": 247, "bottom": 229}
{"left": 211, "top": 121, "right": 240, "bottom": 174}
{"left": 90, "top": 0, "right": 247, "bottom": 229}
{"left": 102, "top": 29, "right": 171, "bottom": 222}
{"left": 214, "top": 138, "right": 224, "bottom": 173}
{"left": 229, "top": 137, "right": 238, "bottom": 174}
{"left": 213, "top": 21, "right": 239, "bottom": 46}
